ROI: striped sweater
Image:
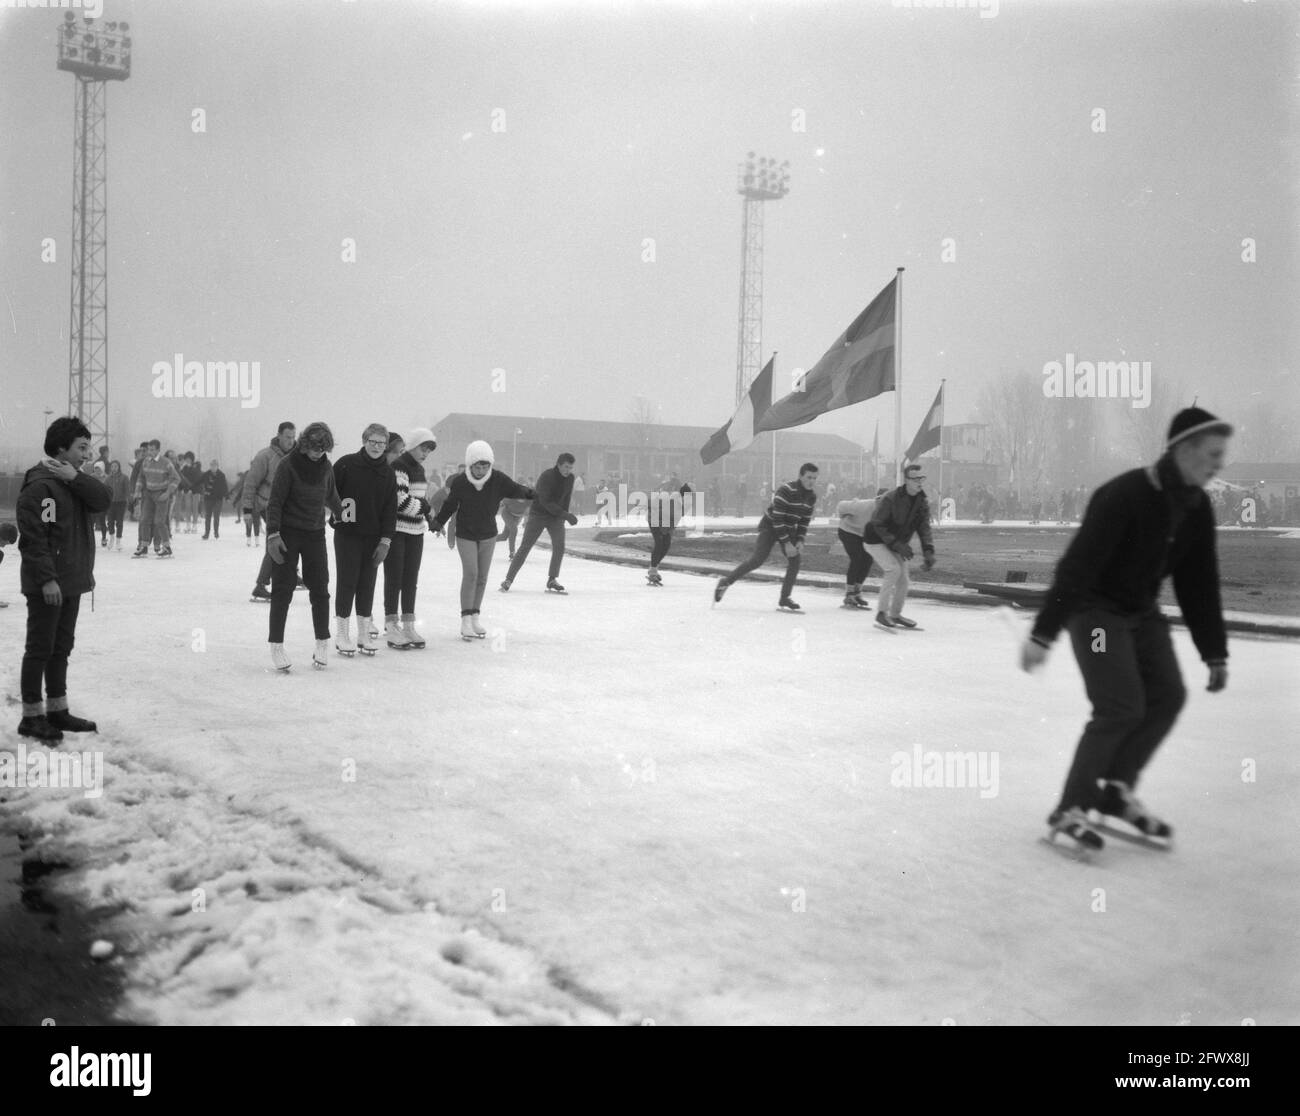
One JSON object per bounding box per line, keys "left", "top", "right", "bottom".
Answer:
{"left": 135, "top": 454, "right": 181, "bottom": 499}
{"left": 765, "top": 481, "right": 816, "bottom": 544}
{"left": 392, "top": 451, "right": 432, "bottom": 536}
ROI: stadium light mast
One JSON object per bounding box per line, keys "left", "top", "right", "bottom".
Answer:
{"left": 734, "top": 153, "right": 790, "bottom": 406}
{"left": 57, "top": 11, "right": 132, "bottom": 455}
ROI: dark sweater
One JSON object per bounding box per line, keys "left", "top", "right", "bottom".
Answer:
{"left": 530, "top": 467, "right": 576, "bottom": 521}
{"left": 201, "top": 469, "right": 229, "bottom": 501}
{"left": 332, "top": 449, "right": 397, "bottom": 538}
{"left": 1031, "top": 456, "right": 1227, "bottom": 663}
{"left": 266, "top": 450, "right": 343, "bottom": 534}
{"left": 433, "top": 471, "right": 534, "bottom": 541}
{"left": 17, "top": 463, "right": 111, "bottom": 596}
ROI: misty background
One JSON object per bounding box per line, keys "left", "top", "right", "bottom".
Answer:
{"left": 1, "top": 0, "right": 1296, "bottom": 482}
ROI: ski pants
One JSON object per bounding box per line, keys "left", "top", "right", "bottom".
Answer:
{"left": 383, "top": 532, "right": 424, "bottom": 616}
{"left": 456, "top": 536, "right": 497, "bottom": 613}
{"left": 720, "top": 516, "right": 800, "bottom": 599}
{"left": 838, "top": 529, "right": 872, "bottom": 586}
{"left": 863, "top": 543, "right": 910, "bottom": 617}
{"left": 334, "top": 532, "right": 381, "bottom": 619}
{"left": 269, "top": 526, "right": 330, "bottom": 643}
{"left": 506, "top": 517, "right": 565, "bottom": 582}
{"left": 21, "top": 592, "right": 82, "bottom": 713}
{"left": 1056, "top": 607, "right": 1187, "bottom": 813}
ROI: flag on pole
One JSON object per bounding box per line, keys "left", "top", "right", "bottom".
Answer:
{"left": 700, "top": 355, "right": 774, "bottom": 464}
{"left": 871, "top": 420, "right": 879, "bottom": 465}
{"left": 757, "top": 276, "right": 896, "bottom": 434}
{"left": 903, "top": 384, "right": 944, "bottom": 463}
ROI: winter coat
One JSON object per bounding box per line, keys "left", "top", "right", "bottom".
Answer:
{"left": 332, "top": 450, "right": 397, "bottom": 538}
{"left": 16, "top": 461, "right": 111, "bottom": 597}
{"left": 433, "top": 471, "right": 534, "bottom": 542}
{"left": 242, "top": 438, "right": 290, "bottom": 515}
{"left": 201, "top": 469, "right": 229, "bottom": 502}
{"left": 105, "top": 472, "right": 132, "bottom": 504}
{"left": 135, "top": 454, "right": 181, "bottom": 499}
{"left": 530, "top": 466, "right": 576, "bottom": 522}
{"left": 763, "top": 481, "right": 817, "bottom": 544}
{"left": 863, "top": 485, "right": 935, "bottom": 554}
{"left": 266, "top": 450, "right": 343, "bottom": 535}
{"left": 1032, "top": 456, "right": 1227, "bottom": 663}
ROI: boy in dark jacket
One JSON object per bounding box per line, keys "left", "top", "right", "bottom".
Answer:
{"left": 331, "top": 423, "right": 397, "bottom": 656}
{"left": 645, "top": 475, "right": 692, "bottom": 586}
{"left": 501, "top": 452, "right": 578, "bottom": 592}
{"left": 265, "top": 422, "right": 343, "bottom": 672}
{"left": 16, "top": 417, "right": 111, "bottom": 741}
{"left": 432, "top": 440, "right": 534, "bottom": 640}
{"left": 1022, "top": 408, "right": 1232, "bottom": 852}
{"left": 863, "top": 464, "right": 937, "bottom": 630}
{"left": 200, "top": 460, "right": 229, "bottom": 539}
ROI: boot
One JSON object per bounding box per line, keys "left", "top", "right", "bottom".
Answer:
{"left": 47, "top": 709, "right": 97, "bottom": 732}
{"left": 385, "top": 615, "right": 411, "bottom": 650}
{"left": 313, "top": 640, "right": 329, "bottom": 669}
{"left": 470, "top": 611, "right": 487, "bottom": 638}
{"left": 270, "top": 643, "right": 291, "bottom": 672}
{"left": 114, "top": 538, "right": 122, "bottom": 551}
{"left": 356, "top": 615, "right": 378, "bottom": 655}
{"left": 335, "top": 615, "right": 356, "bottom": 657}
{"left": 17, "top": 714, "right": 63, "bottom": 742}
{"left": 402, "top": 613, "right": 426, "bottom": 649}
{"left": 460, "top": 614, "right": 476, "bottom": 642}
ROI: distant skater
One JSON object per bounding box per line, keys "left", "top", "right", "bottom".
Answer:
{"left": 645, "top": 474, "right": 692, "bottom": 586}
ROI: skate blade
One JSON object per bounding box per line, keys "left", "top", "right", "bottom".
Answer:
{"left": 357, "top": 648, "right": 377, "bottom": 656}
{"left": 1091, "top": 821, "right": 1173, "bottom": 850}
{"left": 335, "top": 649, "right": 356, "bottom": 658}
{"left": 312, "top": 661, "right": 326, "bottom": 670}
{"left": 1039, "top": 834, "right": 1097, "bottom": 862}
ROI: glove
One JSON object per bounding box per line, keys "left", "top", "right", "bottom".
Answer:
{"left": 266, "top": 535, "right": 287, "bottom": 565}
{"left": 371, "top": 540, "right": 390, "bottom": 567}
{"left": 566, "top": 514, "right": 579, "bottom": 526}
{"left": 430, "top": 522, "right": 444, "bottom": 536}
{"left": 893, "top": 543, "right": 914, "bottom": 561}
{"left": 1020, "top": 637, "right": 1049, "bottom": 673}
{"left": 1206, "top": 661, "right": 1228, "bottom": 693}
{"left": 922, "top": 551, "right": 936, "bottom": 571}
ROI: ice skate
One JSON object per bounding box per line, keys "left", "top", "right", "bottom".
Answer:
{"left": 1095, "top": 781, "right": 1173, "bottom": 844}
{"left": 890, "top": 615, "right": 919, "bottom": 629}
{"left": 335, "top": 616, "right": 357, "bottom": 657}
{"left": 460, "top": 615, "right": 476, "bottom": 642}
{"left": 356, "top": 616, "right": 378, "bottom": 656}
{"left": 402, "top": 613, "right": 426, "bottom": 649}
{"left": 250, "top": 585, "right": 272, "bottom": 603}
{"left": 546, "top": 578, "right": 567, "bottom": 594}
{"left": 132, "top": 545, "right": 149, "bottom": 558}
{"left": 270, "top": 643, "right": 291, "bottom": 673}
{"left": 499, "top": 579, "right": 512, "bottom": 592}
{"left": 647, "top": 570, "right": 663, "bottom": 587}
{"left": 874, "top": 612, "right": 897, "bottom": 632}
{"left": 470, "top": 612, "right": 487, "bottom": 638}
{"left": 777, "top": 597, "right": 802, "bottom": 612}
{"left": 313, "top": 640, "right": 329, "bottom": 669}
{"left": 385, "top": 615, "right": 412, "bottom": 650}
{"left": 1045, "top": 806, "right": 1104, "bottom": 854}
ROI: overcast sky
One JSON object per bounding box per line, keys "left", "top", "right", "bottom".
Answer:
{"left": 1, "top": 0, "right": 1295, "bottom": 470}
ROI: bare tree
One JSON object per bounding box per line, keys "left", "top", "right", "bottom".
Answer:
{"left": 627, "top": 395, "right": 659, "bottom": 489}
{"left": 974, "top": 370, "right": 1051, "bottom": 498}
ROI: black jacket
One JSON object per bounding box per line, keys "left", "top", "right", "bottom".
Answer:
{"left": 16, "top": 462, "right": 111, "bottom": 597}
{"left": 267, "top": 450, "right": 343, "bottom": 534}
{"left": 530, "top": 466, "right": 576, "bottom": 521}
{"left": 433, "top": 471, "right": 534, "bottom": 541}
{"left": 201, "top": 469, "right": 229, "bottom": 501}
{"left": 332, "top": 450, "right": 398, "bottom": 538}
{"left": 863, "top": 485, "right": 935, "bottom": 553}
{"left": 1032, "top": 456, "right": 1227, "bottom": 663}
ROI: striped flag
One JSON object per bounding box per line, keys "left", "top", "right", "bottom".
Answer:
{"left": 700, "top": 356, "right": 774, "bottom": 464}
{"left": 757, "top": 276, "right": 896, "bottom": 434}
{"left": 904, "top": 384, "right": 944, "bottom": 463}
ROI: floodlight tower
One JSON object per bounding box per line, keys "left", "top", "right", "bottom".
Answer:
{"left": 57, "top": 11, "right": 132, "bottom": 454}
{"left": 734, "top": 153, "right": 790, "bottom": 405}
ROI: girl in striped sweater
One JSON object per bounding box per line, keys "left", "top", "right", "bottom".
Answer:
{"left": 383, "top": 427, "right": 437, "bottom": 649}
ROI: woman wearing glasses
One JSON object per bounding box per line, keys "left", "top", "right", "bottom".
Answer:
{"left": 330, "top": 423, "right": 398, "bottom": 658}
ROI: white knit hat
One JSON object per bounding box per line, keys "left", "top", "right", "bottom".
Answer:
{"left": 406, "top": 426, "right": 437, "bottom": 452}
{"left": 465, "top": 439, "right": 494, "bottom": 490}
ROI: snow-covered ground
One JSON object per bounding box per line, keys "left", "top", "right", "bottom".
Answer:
{"left": 1, "top": 525, "right": 1298, "bottom": 1025}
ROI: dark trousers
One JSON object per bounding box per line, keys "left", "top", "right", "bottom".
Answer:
{"left": 334, "top": 533, "right": 380, "bottom": 618}
{"left": 649, "top": 526, "right": 673, "bottom": 567}
{"left": 1057, "top": 608, "right": 1187, "bottom": 812}
{"left": 108, "top": 502, "right": 126, "bottom": 539}
{"left": 497, "top": 510, "right": 524, "bottom": 556}
{"left": 269, "top": 527, "right": 331, "bottom": 642}
{"left": 506, "top": 517, "right": 565, "bottom": 581}
{"left": 246, "top": 510, "right": 263, "bottom": 538}
{"left": 203, "top": 497, "right": 223, "bottom": 537}
{"left": 382, "top": 532, "right": 424, "bottom": 616}
{"left": 21, "top": 593, "right": 82, "bottom": 709}
{"left": 721, "top": 516, "right": 800, "bottom": 598}
{"left": 838, "top": 528, "right": 871, "bottom": 585}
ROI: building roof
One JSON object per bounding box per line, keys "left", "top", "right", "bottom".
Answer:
{"left": 431, "top": 413, "right": 866, "bottom": 457}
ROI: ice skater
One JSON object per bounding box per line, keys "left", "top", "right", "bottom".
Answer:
{"left": 835, "top": 489, "right": 883, "bottom": 609}
{"left": 713, "top": 463, "right": 818, "bottom": 612}
{"left": 244, "top": 422, "right": 296, "bottom": 597}
{"left": 383, "top": 427, "right": 438, "bottom": 649}
{"left": 645, "top": 474, "right": 692, "bottom": 586}
{"left": 1021, "top": 407, "right": 1232, "bottom": 852}
{"left": 500, "top": 452, "right": 579, "bottom": 594}
{"left": 132, "top": 440, "right": 180, "bottom": 558}
{"left": 331, "top": 423, "right": 397, "bottom": 658}
{"left": 15, "top": 417, "right": 111, "bottom": 740}
{"left": 497, "top": 483, "right": 531, "bottom": 560}
{"left": 265, "top": 422, "right": 343, "bottom": 672}
{"left": 862, "top": 464, "right": 936, "bottom": 630}
{"left": 431, "top": 440, "right": 535, "bottom": 640}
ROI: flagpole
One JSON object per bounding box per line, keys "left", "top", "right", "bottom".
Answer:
{"left": 893, "top": 267, "right": 904, "bottom": 486}
{"left": 770, "top": 351, "right": 778, "bottom": 495}
{"left": 874, "top": 419, "right": 881, "bottom": 493}
{"left": 936, "top": 378, "right": 946, "bottom": 529}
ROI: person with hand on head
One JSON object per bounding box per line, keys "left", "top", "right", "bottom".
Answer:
{"left": 1022, "top": 407, "right": 1232, "bottom": 852}
{"left": 265, "top": 422, "right": 343, "bottom": 672}
{"left": 431, "top": 441, "right": 534, "bottom": 640}
{"left": 862, "top": 463, "right": 936, "bottom": 630}
{"left": 331, "top": 423, "right": 397, "bottom": 657}
{"left": 501, "top": 452, "right": 579, "bottom": 594}
{"left": 15, "top": 417, "right": 111, "bottom": 740}
{"left": 713, "top": 463, "right": 819, "bottom": 611}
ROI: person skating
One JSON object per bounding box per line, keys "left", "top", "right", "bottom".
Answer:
{"left": 132, "top": 439, "right": 180, "bottom": 558}
{"left": 713, "top": 463, "right": 818, "bottom": 611}
{"left": 431, "top": 440, "right": 534, "bottom": 640}
{"left": 0, "top": 521, "right": 19, "bottom": 607}
{"left": 243, "top": 422, "right": 296, "bottom": 601}
{"left": 15, "top": 417, "right": 111, "bottom": 740}
{"left": 496, "top": 483, "right": 531, "bottom": 560}
{"left": 862, "top": 465, "right": 936, "bottom": 630}
{"left": 200, "top": 459, "right": 228, "bottom": 539}
{"left": 265, "top": 422, "right": 343, "bottom": 671}
{"left": 646, "top": 474, "right": 692, "bottom": 586}
{"left": 1021, "top": 407, "right": 1232, "bottom": 853}
{"left": 331, "top": 424, "right": 397, "bottom": 657}
{"left": 835, "top": 490, "right": 884, "bottom": 609}
{"left": 500, "top": 452, "right": 579, "bottom": 593}
{"left": 104, "top": 460, "right": 130, "bottom": 551}
{"left": 383, "top": 427, "right": 437, "bottom": 649}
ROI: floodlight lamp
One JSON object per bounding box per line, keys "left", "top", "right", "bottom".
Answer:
{"left": 64, "top": 10, "right": 75, "bottom": 20}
